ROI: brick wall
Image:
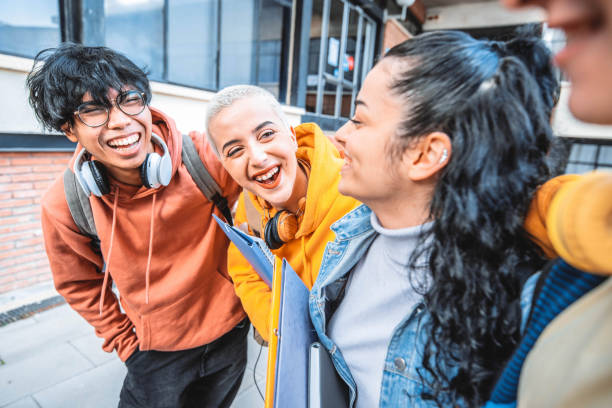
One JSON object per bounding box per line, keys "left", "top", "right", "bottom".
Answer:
{"left": 0, "top": 152, "right": 72, "bottom": 294}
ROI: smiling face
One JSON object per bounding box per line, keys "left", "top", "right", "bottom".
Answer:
{"left": 334, "top": 59, "right": 408, "bottom": 206}
{"left": 504, "top": 0, "right": 612, "bottom": 124}
{"left": 63, "top": 87, "right": 153, "bottom": 185}
{"left": 207, "top": 96, "right": 302, "bottom": 211}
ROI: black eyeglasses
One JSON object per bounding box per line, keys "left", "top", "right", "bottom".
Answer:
{"left": 74, "top": 90, "right": 146, "bottom": 127}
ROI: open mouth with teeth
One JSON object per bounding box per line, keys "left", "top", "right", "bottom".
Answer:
{"left": 107, "top": 134, "right": 140, "bottom": 152}
{"left": 252, "top": 165, "right": 281, "bottom": 189}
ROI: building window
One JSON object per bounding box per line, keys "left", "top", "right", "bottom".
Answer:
{"left": 220, "top": 0, "right": 289, "bottom": 98}
{"left": 105, "top": 0, "right": 165, "bottom": 81}
{"left": 102, "top": 0, "right": 290, "bottom": 96}
{"left": 167, "top": 0, "right": 218, "bottom": 89}
{"left": 565, "top": 139, "right": 612, "bottom": 173}
{"left": 0, "top": 0, "right": 60, "bottom": 58}
{"left": 306, "top": 0, "right": 378, "bottom": 122}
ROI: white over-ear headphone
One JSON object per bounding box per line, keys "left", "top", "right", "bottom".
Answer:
{"left": 140, "top": 133, "right": 172, "bottom": 189}
{"left": 73, "top": 133, "right": 172, "bottom": 197}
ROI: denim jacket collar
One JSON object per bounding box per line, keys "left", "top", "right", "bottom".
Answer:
{"left": 330, "top": 204, "right": 373, "bottom": 241}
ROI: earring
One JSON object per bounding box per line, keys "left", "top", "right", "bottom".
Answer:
{"left": 439, "top": 149, "right": 448, "bottom": 164}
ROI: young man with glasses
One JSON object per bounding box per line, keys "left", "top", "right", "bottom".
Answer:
{"left": 27, "top": 43, "right": 247, "bottom": 408}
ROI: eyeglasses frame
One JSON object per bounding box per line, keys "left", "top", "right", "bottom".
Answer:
{"left": 73, "top": 90, "right": 147, "bottom": 128}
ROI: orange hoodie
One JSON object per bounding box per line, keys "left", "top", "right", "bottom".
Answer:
{"left": 41, "top": 107, "right": 245, "bottom": 361}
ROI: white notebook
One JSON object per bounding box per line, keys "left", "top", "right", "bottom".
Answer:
{"left": 308, "top": 342, "right": 349, "bottom": 408}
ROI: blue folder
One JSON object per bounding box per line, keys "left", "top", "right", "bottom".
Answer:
{"left": 215, "top": 214, "right": 316, "bottom": 407}
{"left": 273, "top": 259, "right": 318, "bottom": 408}
{"left": 213, "top": 214, "right": 274, "bottom": 287}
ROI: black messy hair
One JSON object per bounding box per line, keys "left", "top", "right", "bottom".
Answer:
{"left": 383, "top": 31, "right": 555, "bottom": 406}
{"left": 26, "top": 42, "right": 151, "bottom": 131}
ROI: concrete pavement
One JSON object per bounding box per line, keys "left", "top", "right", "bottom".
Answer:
{"left": 0, "top": 286, "right": 268, "bottom": 408}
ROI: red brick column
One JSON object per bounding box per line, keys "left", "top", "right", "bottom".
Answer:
{"left": 0, "top": 152, "right": 72, "bottom": 294}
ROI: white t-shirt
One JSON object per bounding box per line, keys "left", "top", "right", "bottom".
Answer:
{"left": 328, "top": 214, "right": 432, "bottom": 408}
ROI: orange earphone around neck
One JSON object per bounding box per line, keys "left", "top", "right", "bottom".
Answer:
{"left": 261, "top": 158, "right": 310, "bottom": 249}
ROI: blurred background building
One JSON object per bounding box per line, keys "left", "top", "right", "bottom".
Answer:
{"left": 0, "top": 0, "right": 610, "bottom": 300}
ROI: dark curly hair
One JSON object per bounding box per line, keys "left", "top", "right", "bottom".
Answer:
{"left": 26, "top": 42, "right": 151, "bottom": 132}
{"left": 383, "top": 31, "right": 556, "bottom": 406}
{"left": 502, "top": 25, "right": 569, "bottom": 175}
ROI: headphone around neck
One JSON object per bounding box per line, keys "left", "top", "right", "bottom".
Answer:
{"left": 73, "top": 133, "right": 172, "bottom": 197}
{"left": 261, "top": 158, "right": 310, "bottom": 249}
{"left": 262, "top": 197, "right": 306, "bottom": 250}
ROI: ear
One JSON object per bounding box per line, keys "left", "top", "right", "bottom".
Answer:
{"left": 403, "top": 131, "right": 452, "bottom": 181}
{"left": 61, "top": 122, "right": 78, "bottom": 143}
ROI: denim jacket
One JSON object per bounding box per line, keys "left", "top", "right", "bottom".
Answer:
{"left": 309, "top": 205, "right": 539, "bottom": 408}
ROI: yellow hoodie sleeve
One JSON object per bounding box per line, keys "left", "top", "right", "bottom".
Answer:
{"left": 547, "top": 172, "right": 612, "bottom": 275}
{"left": 524, "top": 174, "right": 581, "bottom": 258}
{"left": 228, "top": 193, "right": 273, "bottom": 341}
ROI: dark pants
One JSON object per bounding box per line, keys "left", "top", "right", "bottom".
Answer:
{"left": 119, "top": 319, "right": 249, "bottom": 408}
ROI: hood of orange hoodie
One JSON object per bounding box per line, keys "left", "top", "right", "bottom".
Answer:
{"left": 67, "top": 106, "right": 182, "bottom": 201}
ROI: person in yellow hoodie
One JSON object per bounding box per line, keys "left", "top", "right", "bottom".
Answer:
{"left": 205, "top": 85, "right": 360, "bottom": 341}
{"left": 490, "top": 1, "right": 612, "bottom": 406}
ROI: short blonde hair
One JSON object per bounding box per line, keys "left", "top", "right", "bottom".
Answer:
{"left": 205, "top": 85, "right": 290, "bottom": 156}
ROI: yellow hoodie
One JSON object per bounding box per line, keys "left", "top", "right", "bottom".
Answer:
{"left": 227, "top": 123, "right": 360, "bottom": 340}
{"left": 546, "top": 171, "right": 612, "bottom": 274}
{"left": 524, "top": 171, "right": 612, "bottom": 274}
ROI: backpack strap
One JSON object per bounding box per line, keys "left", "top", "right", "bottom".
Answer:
{"left": 63, "top": 168, "right": 102, "bottom": 256}
{"left": 181, "top": 133, "right": 233, "bottom": 226}
{"left": 243, "top": 194, "right": 262, "bottom": 237}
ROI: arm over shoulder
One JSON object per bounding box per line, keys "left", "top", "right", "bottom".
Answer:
{"left": 546, "top": 172, "right": 612, "bottom": 275}
{"left": 524, "top": 174, "right": 581, "bottom": 258}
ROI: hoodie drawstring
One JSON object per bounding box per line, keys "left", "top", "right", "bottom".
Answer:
{"left": 301, "top": 235, "right": 311, "bottom": 287}
{"left": 98, "top": 189, "right": 157, "bottom": 314}
{"left": 100, "top": 188, "right": 119, "bottom": 315}
{"left": 145, "top": 193, "right": 157, "bottom": 304}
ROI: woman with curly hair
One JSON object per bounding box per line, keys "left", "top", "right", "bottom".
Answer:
{"left": 309, "top": 30, "right": 559, "bottom": 407}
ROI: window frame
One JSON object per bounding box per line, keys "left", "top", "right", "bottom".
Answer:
{"left": 59, "top": 0, "right": 291, "bottom": 94}
{"left": 0, "top": 0, "right": 63, "bottom": 59}
{"left": 565, "top": 137, "right": 612, "bottom": 173}
{"left": 300, "top": 0, "right": 383, "bottom": 131}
